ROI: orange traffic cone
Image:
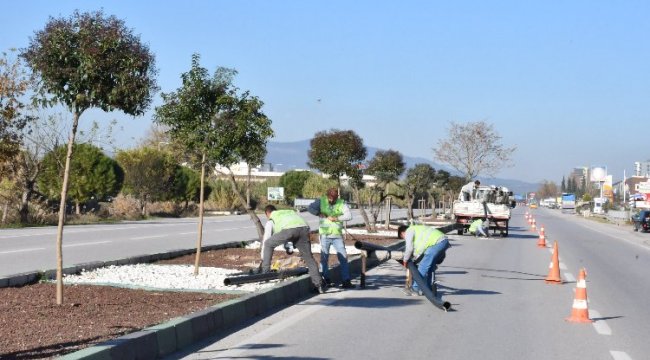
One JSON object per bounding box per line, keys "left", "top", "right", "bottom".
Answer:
{"left": 545, "top": 241, "right": 562, "bottom": 284}
{"left": 537, "top": 226, "right": 546, "bottom": 247}
{"left": 531, "top": 219, "right": 537, "bottom": 231}
{"left": 566, "top": 268, "right": 592, "bottom": 323}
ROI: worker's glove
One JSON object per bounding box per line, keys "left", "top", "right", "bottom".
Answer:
{"left": 401, "top": 260, "right": 409, "bottom": 268}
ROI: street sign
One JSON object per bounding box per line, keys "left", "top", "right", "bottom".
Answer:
{"left": 637, "top": 182, "right": 650, "bottom": 193}
{"left": 267, "top": 187, "right": 285, "bottom": 201}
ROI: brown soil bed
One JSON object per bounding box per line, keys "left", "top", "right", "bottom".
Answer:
{"left": 157, "top": 233, "right": 401, "bottom": 270}
{"left": 0, "top": 232, "right": 400, "bottom": 359}
{"left": 0, "top": 283, "right": 237, "bottom": 359}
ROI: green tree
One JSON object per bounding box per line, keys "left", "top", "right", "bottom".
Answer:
{"left": 302, "top": 175, "right": 337, "bottom": 199}
{"left": 217, "top": 90, "right": 274, "bottom": 227}
{"left": 38, "top": 143, "right": 123, "bottom": 214}
{"left": 153, "top": 53, "right": 225, "bottom": 274}
{"left": 365, "top": 150, "right": 406, "bottom": 230}
{"left": 279, "top": 170, "right": 315, "bottom": 204}
{"left": 21, "top": 10, "right": 157, "bottom": 304}
{"left": 434, "top": 121, "right": 516, "bottom": 181}
{"left": 155, "top": 54, "right": 273, "bottom": 275}
{"left": 115, "top": 147, "right": 175, "bottom": 216}
{"left": 403, "top": 164, "right": 437, "bottom": 220}
{"left": 307, "top": 129, "right": 371, "bottom": 229}
{"left": 171, "top": 165, "right": 211, "bottom": 210}
{"left": 308, "top": 129, "right": 367, "bottom": 189}
{"left": 1, "top": 50, "right": 33, "bottom": 165}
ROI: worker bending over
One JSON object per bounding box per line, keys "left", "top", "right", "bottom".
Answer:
{"left": 398, "top": 224, "right": 451, "bottom": 296}
{"left": 261, "top": 205, "right": 326, "bottom": 293}
{"left": 459, "top": 180, "right": 480, "bottom": 201}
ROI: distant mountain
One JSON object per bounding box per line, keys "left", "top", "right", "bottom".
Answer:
{"left": 264, "top": 140, "right": 538, "bottom": 195}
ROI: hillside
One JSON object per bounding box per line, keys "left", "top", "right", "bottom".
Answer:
{"left": 264, "top": 140, "right": 537, "bottom": 194}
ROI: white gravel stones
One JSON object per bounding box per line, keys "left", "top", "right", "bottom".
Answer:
{"left": 63, "top": 264, "right": 279, "bottom": 292}
{"left": 345, "top": 228, "right": 396, "bottom": 237}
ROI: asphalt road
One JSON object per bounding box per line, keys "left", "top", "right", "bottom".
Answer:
{"left": 0, "top": 209, "right": 408, "bottom": 277}
{"left": 168, "top": 207, "right": 648, "bottom": 360}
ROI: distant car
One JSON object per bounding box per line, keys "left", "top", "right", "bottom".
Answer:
{"left": 632, "top": 210, "right": 650, "bottom": 232}
{"left": 529, "top": 203, "right": 538, "bottom": 209}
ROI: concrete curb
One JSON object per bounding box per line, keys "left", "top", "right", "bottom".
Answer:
{"left": 58, "top": 243, "right": 392, "bottom": 360}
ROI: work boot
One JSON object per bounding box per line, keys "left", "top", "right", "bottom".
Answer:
{"left": 341, "top": 280, "right": 355, "bottom": 289}
{"left": 402, "top": 288, "right": 417, "bottom": 296}
{"left": 312, "top": 282, "right": 328, "bottom": 294}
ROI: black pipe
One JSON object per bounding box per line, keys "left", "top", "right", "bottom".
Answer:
{"left": 405, "top": 261, "right": 452, "bottom": 311}
{"left": 224, "top": 267, "right": 308, "bottom": 286}
{"left": 354, "top": 240, "right": 392, "bottom": 252}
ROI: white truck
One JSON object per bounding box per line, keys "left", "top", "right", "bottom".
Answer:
{"left": 452, "top": 185, "right": 516, "bottom": 237}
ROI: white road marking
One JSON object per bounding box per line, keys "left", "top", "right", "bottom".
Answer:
{"left": 589, "top": 309, "right": 612, "bottom": 335}
{"left": 63, "top": 241, "right": 111, "bottom": 248}
{"left": 178, "top": 232, "right": 196, "bottom": 235}
{"left": 564, "top": 272, "right": 575, "bottom": 282}
{"left": 610, "top": 350, "right": 633, "bottom": 360}
{"left": 0, "top": 247, "right": 45, "bottom": 255}
{"left": 130, "top": 235, "right": 167, "bottom": 240}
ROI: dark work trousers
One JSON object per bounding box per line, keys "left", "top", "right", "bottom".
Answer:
{"left": 261, "top": 226, "right": 322, "bottom": 288}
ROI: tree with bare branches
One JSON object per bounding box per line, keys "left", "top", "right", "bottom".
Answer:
{"left": 434, "top": 121, "right": 516, "bottom": 181}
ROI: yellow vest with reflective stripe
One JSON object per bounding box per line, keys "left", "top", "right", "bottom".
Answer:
{"left": 270, "top": 210, "right": 307, "bottom": 233}
{"left": 409, "top": 225, "right": 444, "bottom": 256}
{"left": 469, "top": 219, "right": 483, "bottom": 233}
{"left": 319, "top": 197, "right": 344, "bottom": 236}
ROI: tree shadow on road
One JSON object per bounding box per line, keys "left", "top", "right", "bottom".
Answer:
{"left": 443, "top": 265, "right": 547, "bottom": 280}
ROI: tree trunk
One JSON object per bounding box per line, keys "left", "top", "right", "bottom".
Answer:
{"left": 19, "top": 185, "right": 32, "bottom": 224}
{"left": 18, "top": 156, "right": 41, "bottom": 225}
{"left": 226, "top": 169, "right": 264, "bottom": 239}
{"left": 351, "top": 185, "right": 372, "bottom": 232}
{"left": 193, "top": 153, "right": 206, "bottom": 276}
{"left": 246, "top": 166, "right": 251, "bottom": 208}
{"left": 1, "top": 202, "right": 8, "bottom": 224}
{"left": 141, "top": 195, "right": 147, "bottom": 217}
{"left": 55, "top": 110, "right": 81, "bottom": 305}
{"left": 75, "top": 201, "right": 80, "bottom": 215}
{"left": 406, "top": 193, "right": 414, "bottom": 221}
{"left": 385, "top": 196, "right": 391, "bottom": 228}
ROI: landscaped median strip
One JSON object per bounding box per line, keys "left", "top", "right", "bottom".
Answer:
{"left": 57, "top": 240, "right": 397, "bottom": 360}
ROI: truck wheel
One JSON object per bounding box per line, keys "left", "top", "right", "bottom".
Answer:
{"left": 457, "top": 229, "right": 463, "bottom": 235}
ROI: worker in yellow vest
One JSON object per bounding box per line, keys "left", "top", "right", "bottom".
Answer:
{"left": 308, "top": 188, "right": 353, "bottom": 288}
{"left": 468, "top": 218, "right": 489, "bottom": 237}
{"left": 398, "top": 224, "right": 451, "bottom": 296}
{"left": 261, "top": 205, "right": 325, "bottom": 293}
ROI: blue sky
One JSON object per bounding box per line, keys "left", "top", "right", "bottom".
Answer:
{"left": 2, "top": 1, "right": 649, "bottom": 183}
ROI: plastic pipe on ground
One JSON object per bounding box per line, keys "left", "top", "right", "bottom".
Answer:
{"left": 406, "top": 261, "right": 452, "bottom": 312}
{"left": 224, "top": 267, "right": 308, "bottom": 286}
{"left": 354, "top": 240, "right": 392, "bottom": 252}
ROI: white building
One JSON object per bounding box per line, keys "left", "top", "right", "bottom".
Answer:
{"left": 634, "top": 160, "right": 650, "bottom": 177}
